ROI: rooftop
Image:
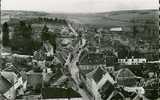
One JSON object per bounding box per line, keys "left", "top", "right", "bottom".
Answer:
{"left": 42, "top": 87, "right": 81, "bottom": 99}
{"left": 79, "top": 53, "right": 106, "bottom": 65}
{"left": 87, "top": 66, "right": 106, "bottom": 83}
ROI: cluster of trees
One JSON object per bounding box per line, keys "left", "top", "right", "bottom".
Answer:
{"left": 11, "top": 21, "right": 41, "bottom": 55}
{"left": 24, "top": 17, "right": 67, "bottom": 25}
{"left": 2, "top": 22, "right": 10, "bottom": 47}
{"left": 38, "top": 17, "right": 67, "bottom": 24}
{"left": 130, "top": 18, "right": 158, "bottom": 40}
{"left": 2, "top": 20, "right": 57, "bottom": 55}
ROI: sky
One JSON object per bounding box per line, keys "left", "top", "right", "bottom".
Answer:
{"left": 1, "top": 0, "right": 159, "bottom": 13}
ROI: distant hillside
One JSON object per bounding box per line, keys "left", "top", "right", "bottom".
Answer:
{"left": 66, "top": 9, "right": 158, "bottom": 27}
{"left": 2, "top": 10, "right": 50, "bottom": 23}
{"left": 2, "top": 9, "right": 158, "bottom": 26}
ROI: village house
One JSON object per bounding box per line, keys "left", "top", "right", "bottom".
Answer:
{"left": 79, "top": 53, "right": 106, "bottom": 73}
{"left": 0, "top": 65, "right": 26, "bottom": 100}
{"left": 109, "top": 27, "right": 123, "bottom": 32}
{"left": 115, "top": 68, "right": 142, "bottom": 87}
{"left": 26, "top": 71, "right": 43, "bottom": 93}
{"left": 85, "top": 66, "right": 116, "bottom": 100}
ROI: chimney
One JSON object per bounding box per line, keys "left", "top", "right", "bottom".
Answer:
{"left": 132, "top": 56, "right": 134, "bottom": 59}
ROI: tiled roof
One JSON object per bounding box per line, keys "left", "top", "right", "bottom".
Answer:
{"left": 0, "top": 75, "right": 12, "bottom": 94}
{"left": 92, "top": 67, "right": 106, "bottom": 83}
{"left": 79, "top": 53, "right": 106, "bottom": 65}
{"left": 1, "top": 72, "right": 18, "bottom": 84}
{"left": 115, "top": 68, "right": 141, "bottom": 87}
{"left": 42, "top": 87, "right": 81, "bottom": 99}
{"left": 87, "top": 67, "right": 106, "bottom": 83}
{"left": 99, "top": 81, "right": 115, "bottom": 100}
{"left": 3, "top": 65, "right": 21, "bottom": 77}
{"left": 115, "top": 68, "right": 137, "bottom": 78}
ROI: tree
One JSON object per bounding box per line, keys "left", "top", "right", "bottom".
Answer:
{"left": 50, "top": 33, "right": 57, "bottom": 53}
{"left": 130, "top": 19, "right": 138, "bottom": 38}
{"left": 41, "top": 25, "right": 57, "bottom": 53}
{"left": 11, "top": 21, "right": 34, "bottom": 55}
{"left": 144, "top": 19, "right": 158, "bottom": 40}
{"left": 41, "top": 25, "right": 50, "bottom": 41}
{"left": 2, "top": 22, "right": 10, "bottom": 46}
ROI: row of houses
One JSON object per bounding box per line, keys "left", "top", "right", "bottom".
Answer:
{"left": 78, "top": 52, "right": 147, "bottom": 73}
{"left": 118, "top": 57, "right": 147, "bottom": 65}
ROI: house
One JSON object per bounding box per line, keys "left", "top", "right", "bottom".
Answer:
{"left": 43, "top": 66, "right": 64, "bottom": 86}
{"left": 0, "top": 64, "right": 27, "bottom": 99}
{"left": 79, "top": 53, "right": 106, "bottom": 73}
{"left": 118, "top": 56, "right": 146, "bottom": 65}
{"left": 110, "top": 27, "right": 123, "bottom": 32}
{"left": 98, "top": 80, "right": 116, "bottom": 100}
{"left": 86, "top": 66, "right": 116, "bottom": 100}
{"left": 106, "top": 56, "right": 118, "bottom": 67}
{"left": 115, "top": 68, "right": 142, "bottom": 87}
{"left": 42, "top": 87, "right": 82, "bottom": 100}
{"left": 26, "top": 71, "right": 43, "bottom": 92}
{"left": 0, "top": 71, "right": 25, "bottom": 100}
{"left": 0, "top": 73, "right": 12, "bottom": 100}
{"left": 3, "top": 63, "right": 21, "bottom": 76}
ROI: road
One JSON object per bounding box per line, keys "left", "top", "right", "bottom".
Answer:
{"left": 60, "top": 23, "right": 94, "bottom": 100}
{"left": 64, "top": 42, "right": 94, "bottom": 100}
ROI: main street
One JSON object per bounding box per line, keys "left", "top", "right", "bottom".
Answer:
{"left": 58, "top": 23, "right": 94, "bottom": 100}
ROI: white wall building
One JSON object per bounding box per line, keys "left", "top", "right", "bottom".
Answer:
{"left": 118, "top": 57, "right": 146, "bottom": 65}
{"left": 110, "top": 27, "right": 122, "bottom": 32}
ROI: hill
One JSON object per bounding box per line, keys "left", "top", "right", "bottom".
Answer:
{"left": 2, "top": 9, "right": 158, "bottom": 27}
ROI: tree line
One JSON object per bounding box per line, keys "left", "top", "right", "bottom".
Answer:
{"left": 21, "top": 17, "right": 67, "bottom": 25}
